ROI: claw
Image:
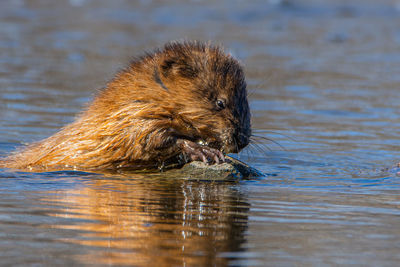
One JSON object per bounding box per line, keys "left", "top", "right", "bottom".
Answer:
{"left": 214, "top": 155, "right": 220, "bottom": 164}
{"left": 180, "top": 140, "right": 225, "bottom": 165}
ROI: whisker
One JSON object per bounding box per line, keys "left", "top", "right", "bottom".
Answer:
{"left": 252, "top": 130, "right": 297, "bottom": 142}
{"left": 250, "top": 142, "right": 271, "bottom": 158}
{"left": 248, "top": 144, "right": 257, "bottom": 161}
{"left": 254, "top": 141, "right": 274, "bottom": 153}
{"left": 251, "top": 136, "right": 286, "bottom": 151}
{"left": 247, "top": 88, "right": 256, "bottom": 98}
{"left": 241, "top": 144, "right": 255, "bottom": 161}
{"left": 246, "top": 144, "right": 259, "bottom": 158}
{"left": 245, "top": 146, "right": 251, "bottom": 161}
{"left": 243, "top": 144, "right": 252, "bottom": 157}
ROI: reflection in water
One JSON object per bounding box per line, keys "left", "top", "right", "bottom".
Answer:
{"left": 43, "top": 175, "right": 249, "bottom": 266}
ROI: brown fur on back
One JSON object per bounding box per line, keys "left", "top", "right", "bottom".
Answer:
{"left": 1, "top": 41, "right": 251, "bottom": 171}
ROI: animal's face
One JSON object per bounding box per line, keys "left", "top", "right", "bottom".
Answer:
{"left": 159, "top": 43, "right": 251, "bottom": 153}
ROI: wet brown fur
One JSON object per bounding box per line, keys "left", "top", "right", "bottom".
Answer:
{"left": 1, "top": 41, "right": 251, "bottom": 171}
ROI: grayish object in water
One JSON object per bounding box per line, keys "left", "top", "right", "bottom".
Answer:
{"left": 172, "top": 156, "right": 263, "bottom": 180}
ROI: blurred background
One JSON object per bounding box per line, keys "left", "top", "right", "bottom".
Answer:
{"left": 1, "top": 0, "right": 400, "bottom": 266}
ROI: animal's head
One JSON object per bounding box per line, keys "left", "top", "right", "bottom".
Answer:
{"left": 156, "top": 42, "right": 251, "bottom": 153}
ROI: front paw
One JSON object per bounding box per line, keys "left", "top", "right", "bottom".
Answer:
{"left": 179, "top": 140, "right": 225, "bottom": 165}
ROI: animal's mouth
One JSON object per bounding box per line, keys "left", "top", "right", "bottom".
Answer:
{"left": 195, "top": 137, "right": 247, "bottom": 154}
{"left": 196, "top": 139, "right": 223, "bottom": 152}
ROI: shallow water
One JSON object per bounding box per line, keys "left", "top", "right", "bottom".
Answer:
{"left": 1, "top": 0, "right": 400, "bottom": 266}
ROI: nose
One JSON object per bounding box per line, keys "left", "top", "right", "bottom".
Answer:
{"left": 238, "top": 136, "right": 249, "bottom": 150}
{"left": 235, "top": 130, "right": 250, "bottom": 152}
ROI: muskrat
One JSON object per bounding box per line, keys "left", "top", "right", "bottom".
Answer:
{"left": 1, "top": 41, "right": 251, "bottom": 171}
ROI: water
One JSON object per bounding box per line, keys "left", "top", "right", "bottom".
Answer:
{"left": 1, "top": 0, "right": 400, "bottom": 266}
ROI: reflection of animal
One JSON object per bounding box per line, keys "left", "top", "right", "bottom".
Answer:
{"left": 46, "top": 175, "right": 249, "bottom": 266}
{"left": 1, "top": 41, "right": 251, "bottom": 171}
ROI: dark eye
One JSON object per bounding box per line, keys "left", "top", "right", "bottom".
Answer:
{"left": 216, "top": 99, "right": 226, "bottom": 110}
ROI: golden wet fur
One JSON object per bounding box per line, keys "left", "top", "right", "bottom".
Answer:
{"left": 1, "top": 41, "right": 251, "bottom": 171}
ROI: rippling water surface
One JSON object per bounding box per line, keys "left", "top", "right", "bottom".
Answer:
{"left": 1, "top": 0, "right": 400, "bottom": 266}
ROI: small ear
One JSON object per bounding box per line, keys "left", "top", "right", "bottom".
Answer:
{"left": 160, "top": 57, "right": 198, "bottom": 79}
{"left": 160, "top": 58, "right": 178, "bottom": 77}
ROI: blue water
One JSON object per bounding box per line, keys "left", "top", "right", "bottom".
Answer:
{"left": 1, "top": 0, "right": 400, "bottom": 266}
